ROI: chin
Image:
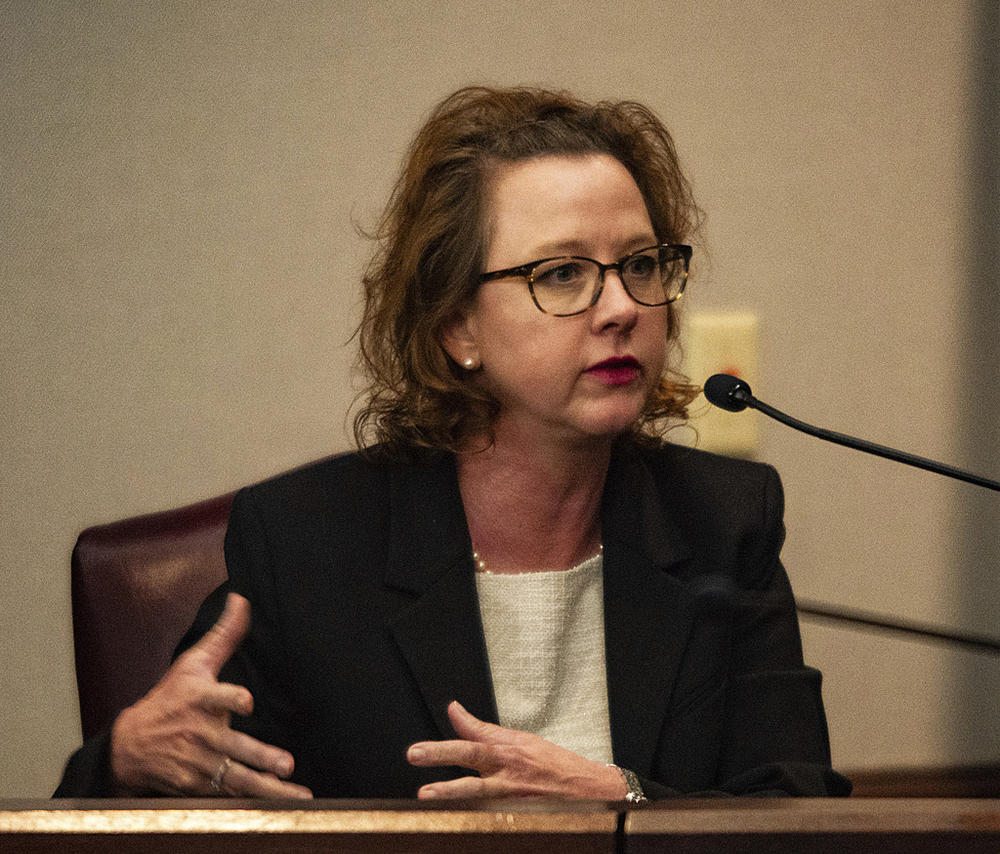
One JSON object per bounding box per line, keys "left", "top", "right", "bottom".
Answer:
{"left": 572, "top": 404, "right": 646, "bottom": 440}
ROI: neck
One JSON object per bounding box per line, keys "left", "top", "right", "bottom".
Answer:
{"left": 456, "top": 424, "right": 613, "bottom": 574}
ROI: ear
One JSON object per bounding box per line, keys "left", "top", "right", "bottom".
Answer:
{"left": 439, "top": 307, "right": 481, "bottom": 371}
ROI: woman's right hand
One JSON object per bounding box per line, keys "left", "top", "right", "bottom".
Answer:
{"left": 109, "top": 592, "right": 313, "bottom": 798}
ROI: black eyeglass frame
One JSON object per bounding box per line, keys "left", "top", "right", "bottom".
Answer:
{"left": 478, "top": 243, "right": 692, "bottom": 317}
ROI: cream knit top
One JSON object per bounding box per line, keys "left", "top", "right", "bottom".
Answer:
{"left": 474, "top": 552, "right": 614, "bottom": 764}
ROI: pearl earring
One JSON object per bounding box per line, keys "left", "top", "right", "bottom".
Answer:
{"left": 462, "top": 358, "right": 477, "bottom": 370}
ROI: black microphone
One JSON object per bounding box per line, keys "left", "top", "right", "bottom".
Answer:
{"left": 703, "top": 373, "right": 755, "bottom": 412}
{"left": 703, "top": 373, "right": 1000, "bottom": 492}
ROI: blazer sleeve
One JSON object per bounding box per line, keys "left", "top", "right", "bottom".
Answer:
{"left": 641, "top": 463, "right": 851, "bottom": 798}
{"left": 168, "top": 485, "right": 303, "bottom": 763}
{"left": 52, "top": 730, "right": 116, "bottom": 797}
{"left": 716, "top": 465, "right": 849, "bottom": 795}
{"left": 210, "top": 485, "right": 302, "bottom": 759}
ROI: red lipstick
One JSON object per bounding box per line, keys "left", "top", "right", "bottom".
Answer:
{"left": 586, "top": 356, "right": 641, "bottom": 386}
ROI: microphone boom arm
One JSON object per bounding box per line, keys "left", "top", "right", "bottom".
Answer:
{"left": 741, "top": 389, "right": 1000, "bottom": 492}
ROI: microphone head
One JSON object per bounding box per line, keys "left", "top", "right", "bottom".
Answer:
{"left": 704, "top": 373, "right": 754, "bottom": 412}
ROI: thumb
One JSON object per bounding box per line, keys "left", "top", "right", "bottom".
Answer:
{"left": 191, "top": 592, "right": 251, "bottom": 677}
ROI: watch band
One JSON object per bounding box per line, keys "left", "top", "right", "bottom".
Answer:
{"left": 608, "top": 764, "right": 648, "bottom": 803}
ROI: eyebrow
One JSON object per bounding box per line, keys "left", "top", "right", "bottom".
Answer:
{"left": 526, "top": 235, "right": 658, "bottom": 259}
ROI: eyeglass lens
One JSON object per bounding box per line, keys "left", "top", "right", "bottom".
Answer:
{"left": 529, "top": 245, "right": 687, "bottom": 316}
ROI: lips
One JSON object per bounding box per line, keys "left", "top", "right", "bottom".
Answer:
{"left": 586, "top": 356, "right": 641, "bottom": 386}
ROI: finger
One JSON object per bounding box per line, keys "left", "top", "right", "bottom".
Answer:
{"left": 418, "top": 775, "right": 544, "bottom": 799}
{"left": 417, "top": 775, "right": 490, "bottom": 799}
{"left": 406, "top": 739, "right": 498, "bottom": 774}
{"left": 191, "top": 593, "right": 251, "bottom": 677}
{"left": 219, "top": 760, "right": 313, "bottom": 799}
{"left": 217, "top": 729, "right": 297, "bottom": 779}
{"left": 201, "top": 681, "right": 254, "bottom": 718}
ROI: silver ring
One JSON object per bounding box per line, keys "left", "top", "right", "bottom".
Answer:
{"left": 209, "top": 756, "right": 233, "bottom": 794}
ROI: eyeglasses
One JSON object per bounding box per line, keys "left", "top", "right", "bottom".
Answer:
{"left": 478, "top": 243, "right": 691, "bottom": 317}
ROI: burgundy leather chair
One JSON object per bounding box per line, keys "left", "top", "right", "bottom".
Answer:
{"left": 70, "top": 492, "right": 234, "bottom": 740}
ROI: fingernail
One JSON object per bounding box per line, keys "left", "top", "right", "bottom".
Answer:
{"left": 278, "top": 757, "right": 293, "bottom": 777}
{"left": 421, "top": 787, "right": 438, "bottom": 799}
{"left": 407, "top": 746, "right": 425, "bottom": 763}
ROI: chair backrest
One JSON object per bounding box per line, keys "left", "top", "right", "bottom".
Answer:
{"left": 71, "top": 492, "right": 234, "bottom": 740}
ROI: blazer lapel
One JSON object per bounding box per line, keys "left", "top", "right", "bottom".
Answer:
{"left": 601, "top": 445, "right": 698, "bottom": 776}
{"left": 378, "top": 444, "right": 704, "bottom": 773}
{"left": 382, "top": 455, "right": 498, "bottom": 740}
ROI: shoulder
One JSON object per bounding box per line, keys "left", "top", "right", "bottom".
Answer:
{"left": 242, "top": 448, "right": 384, "bottom": 502}
{"left": 627, "top": 441, "right": 783, "bottom": 511}
{"left": 610, "top": 440, "right": 786, "bottom": 590}
{"left": 241, "top": 445, "right": 446, "bottom": 500}
{"left": 230, "top": 446, "right": 450, "bottom": 533}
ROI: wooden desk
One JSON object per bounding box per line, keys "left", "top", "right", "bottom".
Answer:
{"left": 627, "top": 798, "right": 1000, "bottom": 853}
{"left": 2, "top": 798, "right": 999, "bottom": 853}
{"left": 0, "top": 799, "right": 617, "bottom": 854}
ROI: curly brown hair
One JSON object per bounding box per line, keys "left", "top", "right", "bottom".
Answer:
{"left": 353, "top": 85, "right": 701, "bottom": 455}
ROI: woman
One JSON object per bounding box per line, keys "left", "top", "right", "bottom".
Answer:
{"left": 57, "top": 86, "right": 849, "bottom": 800}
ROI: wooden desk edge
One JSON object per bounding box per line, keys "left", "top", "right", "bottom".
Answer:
{"left": 2, "top": 798, "right": 999, "bottom": 835}
{"left": 0, "top": 799, "right": 618, "bottom": 834}
{"left": 624, "top": 797, "right": 1000, "bottom": 834}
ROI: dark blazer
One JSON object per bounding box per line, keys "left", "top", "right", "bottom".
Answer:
{"left": 56, "top": 441, "right": 849, "bottom": 798}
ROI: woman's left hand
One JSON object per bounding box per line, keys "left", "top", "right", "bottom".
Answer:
{"left": 406, "top": 701, "right": 628, "bottom": 799}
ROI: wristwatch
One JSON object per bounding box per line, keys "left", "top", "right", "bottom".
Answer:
{"left": 609, "top": 764, "right": 648, "bottom": 803}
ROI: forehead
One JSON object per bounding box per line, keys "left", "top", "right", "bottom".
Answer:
{"left": 483, "top": 154, "right": 654, "bottom": 261}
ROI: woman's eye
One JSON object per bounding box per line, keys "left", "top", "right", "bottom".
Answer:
{"left": 536, "top": 262, "right": 585, "bottom": 287}
{"left": 624, "top": 255, "right": 658, "bottom": 278}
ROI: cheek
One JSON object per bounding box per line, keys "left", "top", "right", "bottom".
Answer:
{"left": 640, "top": 311, "right": 669, "bottom": 368}
{"left": 476, "top": 323, "right": 584, "bottom": 408}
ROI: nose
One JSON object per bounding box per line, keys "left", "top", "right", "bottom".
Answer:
{"left": 590, "top": 269, "right": 639, "bottom": 332}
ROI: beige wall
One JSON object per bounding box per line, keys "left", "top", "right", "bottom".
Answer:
{"left": 2, "top": 0, "right": 997, "bottom": 796}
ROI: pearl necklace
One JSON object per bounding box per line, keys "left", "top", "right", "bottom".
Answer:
{"left": 472, "top": 544, "right": 603, "bottom": 573}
